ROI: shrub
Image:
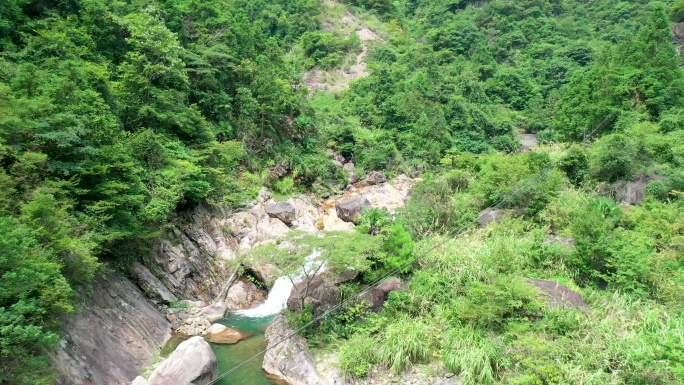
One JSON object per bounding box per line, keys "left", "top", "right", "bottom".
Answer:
{"left": 645, "top": 181, "right": 669, "bottom": 201}
{"left": 590, "top": 134, "right": 636, "bottom": 182}
{"left": 338, "top": 334, "right": 378, "bottom": 378}
{"left": 378, "top": 318, "right": 432, "bottom": 373}
{"left": 557, "top": 146, "right": 588, "bottom": 186}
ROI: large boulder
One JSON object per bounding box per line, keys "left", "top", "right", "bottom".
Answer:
{"left": 223, "top": 278, "right": 266, "bottom": 310}
{"left": 366, "top": 171, "right": 387, "bottom": 185}
{"left": 263, "top": 315, "right": 326, "bottom": 385}
{"left": 335, "top": 197, "right": 371, "bottom": 224}
{"left": 348, "top": 172, "right": 360, "bottom": 184}
{"left": 265, "top": 202, "right": 297, "bottom": 225}
{"left": 360, "top": 277, "right": 402, "bottom": 313}
{"left": 129, "top": 262, "right": 178, "bottom": 304}
{"left": 478, "top": 208, "right": 503, "bottom": 228}
{"left": 200, "top": 303, "right": 226, "bottom": 322}
{"left": 528, "top": 279, "right": 587, "bottom": 309}
{"left": 204, "top": 323, "right": 249, "bottom": 344}
{"left": 287, "top": 271, "right": 359, "bottom": 316}
{"left": 148, "top": 336, "right": 218, "bottom": 385}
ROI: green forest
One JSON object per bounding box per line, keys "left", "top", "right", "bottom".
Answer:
{"left": 2, "top": 0, "right": 684, "bottom": 383}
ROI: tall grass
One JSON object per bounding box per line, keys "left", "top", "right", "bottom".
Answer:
{"left": 378, "top": 317, "right": 432, "bottom": 373}
{"left": 443, "top": 328, "right": 501, "bottom": 385}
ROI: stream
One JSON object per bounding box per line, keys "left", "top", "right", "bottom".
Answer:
{"left": 161, "top": 253, "right": 324, "bottom": 384}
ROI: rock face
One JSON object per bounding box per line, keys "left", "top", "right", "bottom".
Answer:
{"left": 129, "top": 262, "right": 178, "bottom": 304}
{"left": 366, "top": 171, "right": 387, "bottom": 185}
{"left": 529, "top": 279, "right": 587, "bottom": 309}
{"left": 263, "top": 315, "right": 326, "bottom": 385}
{"left": 265, "top": 202, "right": 297, "bottom": 225}
{"left": 619, "top": 175, "right": 663, "bottom": 206}
{"left": 148, "top": 336, "right": 218, "bottom": 385}
{"left": 336, "top": 197, "right": 371, "bottom": 223}
{"left": 204, "top": 323, "right": 249, "bottom": 344}
{"left": 50, "top": 273, "right": 171, "bottom": 385}
{"left": 520, "top": 133, "right": 538, "bottom": 152}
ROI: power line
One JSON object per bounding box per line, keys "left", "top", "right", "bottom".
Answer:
{"left": 207, "top": 116, "right": 613, "bottom": 385}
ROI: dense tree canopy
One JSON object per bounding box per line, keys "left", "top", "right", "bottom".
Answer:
{"left": 2, "top": 0, "right": 684, "bottom": 383}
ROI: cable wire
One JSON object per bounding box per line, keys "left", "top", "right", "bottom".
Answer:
{"left": 206, "top": 113, "right": 615, "bottom": 385}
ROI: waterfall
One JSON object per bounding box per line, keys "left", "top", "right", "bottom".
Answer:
{"left": 233, "top": 250, "right": 324, "bottom": 318}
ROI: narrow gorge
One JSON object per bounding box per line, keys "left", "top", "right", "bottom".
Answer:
{"left": 51, "top": 171, "right": 418, "bottom": 385}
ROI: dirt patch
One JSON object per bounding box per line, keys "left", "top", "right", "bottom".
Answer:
{"left": 528, "top": 279, "right": 587, "bottom": 309}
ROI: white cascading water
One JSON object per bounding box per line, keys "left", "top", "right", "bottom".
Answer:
{"left": 233, "top": 250, "right": 324, "bottom": 318}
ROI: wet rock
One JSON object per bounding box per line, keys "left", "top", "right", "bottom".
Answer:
{"left": 263, "top": 315, "right": 326, "bottom": 385}
{"left": 148, "top": 336, "right": 218, "bottom": 385}
{"left": 335, "top": 197, "right": 371, "bottom": 224}
{"left": 265, "top": 202, "right": 297, "bottom": 225}
{"left": 366, "top": 171, "right": 387, "bottom": 185}
{"left": 478, "top": 209, "right": 503, "bottom": 228}
{"left": 129, "top": 262, "right": 178, "bottom": 304}
{"left": 528, "top": 279, "right": 587, "bottom": 309}
{"left": 204, "top": 324, "right": 249, "bottom": 344}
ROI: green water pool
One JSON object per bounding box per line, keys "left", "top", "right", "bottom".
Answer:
{"left": 161, "top": 314, "right": 286, "bottom": 385}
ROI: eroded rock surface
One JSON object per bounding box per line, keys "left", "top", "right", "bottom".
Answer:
{"left": 148, "top": 336, "right": 218, "bottom": 385}
{"left": 51, "top": 273, "right": 171, "bottom": 385}
{"left": 263, "top": 315, "right": 326, "bottom": 385}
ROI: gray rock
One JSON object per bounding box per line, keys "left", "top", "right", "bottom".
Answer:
{"left": 131, "top": 376, "right": 149, "bottom": 385}
{"left": 148, "top": 336, "right": 218, "bottom": 385}
{"left": 333, "top": 160, "right": 344, "bottom": 168}
{"left": 263, "top": 315, "right": 326, "bottom": 385}
{"left": 478, "top": 208, "right": 503, "bottom": 228}
{"left": 50, "top": 273, "right": 171, "bottom": 385}
{"left": 366, "top": 171, "right": 387, "bottom": 185}
{"left": 520, "top": 133, "right": 538, "bottom": 149}
{"left": 265, "top": 202, "right": 297, "bottom": 225}
{"left": 620, "top": 175, "right": 663, "bottom": 206}
{"left": 343, "top": 162, "right": 355, "bottom": 172}
{"left": 674, "top": 21, "right": 684, "bottom": 40}
{"left": 528, "top": 279, "right": 587, "bottom": 309}
{"left": 360, "top": 277, "right": 402, "bottom": 313}
{"left": 129, "top": 262, "right": 178, "bottom": 304}
{"left": 200, "top": 303, "right": 226, "bottom": 323}
{"left": 335, "top": 197, "right": 371, "bottom": 223}
{"left": 349, "top": 172, "right": 360, "bottom": 184}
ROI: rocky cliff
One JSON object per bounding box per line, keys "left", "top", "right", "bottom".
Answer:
{"left": 50, "top": 273, "right": 171, "bottom": 385}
